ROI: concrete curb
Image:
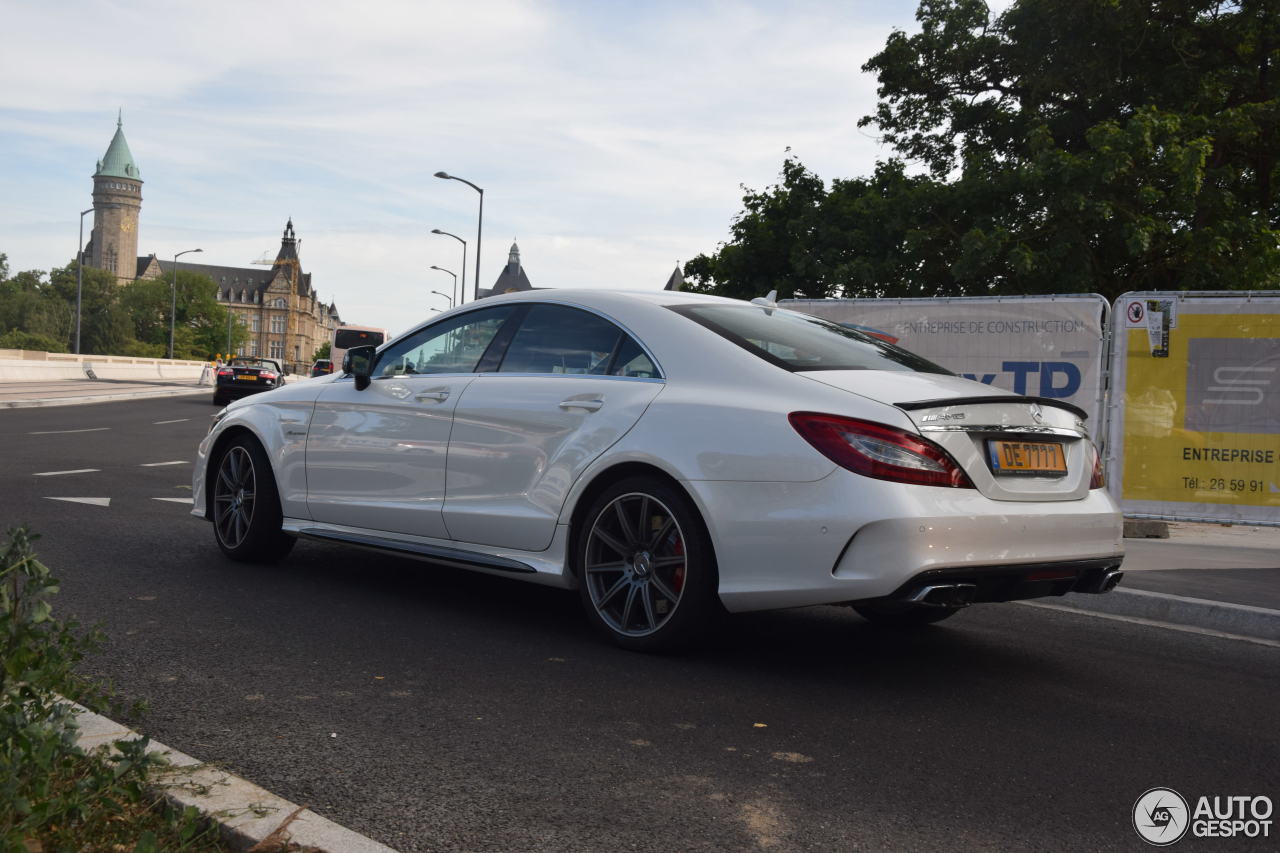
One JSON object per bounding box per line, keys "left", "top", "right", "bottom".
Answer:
{"left": 0, "top": 387, "right": 210, "bottom": 409}
{"left": 1051, "top": 587, "right": 1280, "bottom": 643}
{"left": 69, "top": 702, "right": 398, "bottom": 853}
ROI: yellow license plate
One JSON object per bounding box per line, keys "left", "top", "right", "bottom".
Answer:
{"left": 987, "top": 440, "right": 1067, "bottom": 475}
{"left": 235, "top": 375, "right": 259, "bottom": 381}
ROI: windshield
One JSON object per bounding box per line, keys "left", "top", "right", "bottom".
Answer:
{"left": 229, "top": 358, "right": 277, "bottom": 370}
{"left": 669, "top": 304, "right": 951, "bottom": 374}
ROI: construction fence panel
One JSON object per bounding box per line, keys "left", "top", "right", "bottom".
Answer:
{"left": 1107, "top": 292, "right": 1280, "bottom": 526}
{"left": 783, "top": 295, "right": 1110, "bottom": 428}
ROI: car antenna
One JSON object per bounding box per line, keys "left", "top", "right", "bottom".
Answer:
{"left": 750, "top": 289, "right": 778, "bottom": 314}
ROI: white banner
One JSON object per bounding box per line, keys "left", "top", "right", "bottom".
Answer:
{"left": 783, "top": 295, "right": 1109, "bottom": 428}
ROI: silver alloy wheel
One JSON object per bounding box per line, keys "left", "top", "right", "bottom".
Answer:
{"left": 213, "top": 445, "right": 256, "bottom": 549}
{"left": 584, "top": 492, "right": 688, "bottom": 637}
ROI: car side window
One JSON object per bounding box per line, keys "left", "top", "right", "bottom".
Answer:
{"left": 497, "top": 305, "right": 626, "bottom": 375}
{"left": 375, "top": 307, "right": 515, "bottom": 377}
{"left": 609, "top": 336, "right": 658, "bottom": 378}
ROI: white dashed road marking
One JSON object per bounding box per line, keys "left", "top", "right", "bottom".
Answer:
{"left": 140, "top": 461, "right": 189, "bottom": 467}
{"left": 29, "top": 427, "right": 111, "bottom": 435}
{"left": 45, "top": 497, "right": 111, "bottom": 507}
{"left": 153, "top": 419, "right": 190, "bottom": 424}
{"left": 153, "top": 497, "right": 195, "bottom": 504}
{"left": 34, "top": 469, "right": 100, "bottom": 477}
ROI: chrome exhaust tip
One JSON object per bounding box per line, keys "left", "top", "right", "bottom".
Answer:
{"left": 909, "top": 583, "right": 978, "bottom": 608}
{"left": 1077, "top": 567, "right": 1124, "bottom": 594}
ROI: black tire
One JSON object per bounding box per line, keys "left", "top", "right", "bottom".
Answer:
{"left": 853, "top": 602, "right": 961, "bottom": 626}
{"left": 212, "top": 392, "right": 227, "bottom": 406}
{"left": 210, "top": 435, "right": 294, "bottom": 562}
{"left": 575, "top": 476, "right": 720, "bottom": 652}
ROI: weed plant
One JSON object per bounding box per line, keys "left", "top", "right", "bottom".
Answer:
{"left": 0, "top": 526, "right": 226, "bottom": 852}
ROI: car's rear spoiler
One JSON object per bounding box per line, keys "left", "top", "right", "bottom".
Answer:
{"left": 894, "top": 395, "right": 1088, "bottom": 421}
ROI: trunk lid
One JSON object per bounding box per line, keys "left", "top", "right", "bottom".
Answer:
{"left": 799, "top": 370, "right": 1093, "bottom": 501}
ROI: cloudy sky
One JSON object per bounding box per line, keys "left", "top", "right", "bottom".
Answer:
{"left": 0, "top": 0, "right": 988, "bottom": 337}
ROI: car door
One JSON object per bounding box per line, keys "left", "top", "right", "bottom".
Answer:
{"left": 444, "top": 303, "right": 664, "bottom": 551}
{"left": 305, "top": 306, "right": 516, "bottom": 538}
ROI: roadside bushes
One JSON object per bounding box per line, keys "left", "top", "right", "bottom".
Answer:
{"left": 0, "top": 526, "right": 223, "bottom": 851}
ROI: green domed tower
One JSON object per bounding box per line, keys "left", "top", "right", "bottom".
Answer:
{"left": 87, "top": 111, "right": 143, "bottom": 282}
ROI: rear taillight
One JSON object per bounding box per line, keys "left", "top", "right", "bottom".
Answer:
{"left": 217, "top": 368, "right": 233, "bottom": 377}
{"left": 789, "top": 412, "right": 973, "bottom": 488}
{"left": 260, "top": 371, "right": 277, "bottom": 380}
{"left": 1089, "top": 442, "right": 1105, "bottom": 489}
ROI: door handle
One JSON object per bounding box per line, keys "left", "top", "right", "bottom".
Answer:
{"left": 559, "top": 398, "right": 604, "bottom": 411}
{"left": 415, "top": 390, "right": 450, "bottom": 403}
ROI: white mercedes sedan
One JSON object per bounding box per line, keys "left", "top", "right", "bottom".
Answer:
{"left": 193, "top": 289, "right": 1124, "bottom": 650}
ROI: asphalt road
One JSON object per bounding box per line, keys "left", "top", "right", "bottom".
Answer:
{"left": 3, "top": 397, "right": 1277, "bottom": 852}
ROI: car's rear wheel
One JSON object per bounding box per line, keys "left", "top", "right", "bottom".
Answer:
{"left": 211, "top": 435, "right": 294, "bottom": 562}
{"left": 853, "top": 602, "right": 960, "bottom": 626}
{"left": 576, "top": 477, "right": 718, "bottom": 652}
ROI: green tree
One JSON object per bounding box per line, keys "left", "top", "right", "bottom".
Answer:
{"left": 119, "top": 271, "right": 245, "bottom": 359}
{"left": 0, "top": 259, "right": 73, "bottom": 350}
{"left": 44, "top": 263, "right": 132, "bottom": 355}
{"left": 312, "top": 341, "right": 331, "bottom": 362}
{"left": 691, "top": 1, "right": 1280, "bottom": 302}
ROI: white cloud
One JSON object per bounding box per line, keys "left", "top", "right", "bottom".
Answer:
{"left": 1, "top": 0, "right": 928, "bottom": 336}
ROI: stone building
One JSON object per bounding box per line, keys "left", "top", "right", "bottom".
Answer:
{"left": 84, "top": 113, "right": 143, "bottom": 284}
{"left": 84, "top": 115, "right": 340, "bottom": 373}
{"left": 477, "top": 241, "right": 534, "bottom": 298}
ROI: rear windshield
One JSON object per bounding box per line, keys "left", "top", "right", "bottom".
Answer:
{"left": 335, "top": 329, "right": 385, "bottom": 349}
{"left": 669, "top": 304, "right": 951, "bottom": 374}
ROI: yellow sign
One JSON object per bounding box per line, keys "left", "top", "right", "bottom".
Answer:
{"left": 1121, "top": 308, "right": 1280, "bottom": 515}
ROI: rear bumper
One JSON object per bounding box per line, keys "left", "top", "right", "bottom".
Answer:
{"left": 216, "top": 382, "right": 276, "bottom": 398}
{"left": 869, "top": 558, "right": 1124, "bottom": 609}
{"left": 686, "top": 471, "right": 1125, "bottom": 613}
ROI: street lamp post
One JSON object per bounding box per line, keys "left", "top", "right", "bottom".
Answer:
{"left": 433, "top": 172, "right": 483, "bottom": 303}
{"left": 430, "top": 266, "right": 458, "bottom": 306}
{"left": 75, "top": 204, "right": 120, "bottom": 355}
{"left": 169, "top": 248, "right": 203, "bottom": 359}
{"left": 430, "top": 288, "right": 455, "bottom": 308}
{"left": 430, "top": 228, "right": 466, "bottom": 305}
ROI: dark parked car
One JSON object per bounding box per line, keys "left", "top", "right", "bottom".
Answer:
{"left": 213, "top": 357, "right": 285, "bottom": 405}
{"left": 310, "top": 359, "right": 333, "bottom": 377}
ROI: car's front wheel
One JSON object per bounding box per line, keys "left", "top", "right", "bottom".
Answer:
{"left": 211, "top": 435, "right": 294, "bottom": 562}
{"left": 576, "top": 477, "right": 719, "bottom": 652}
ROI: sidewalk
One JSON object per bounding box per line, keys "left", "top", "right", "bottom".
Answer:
{"left": 1038, "top": 521, "right": 1280, "bottom": 644}
{"left": 0, "top": 377, "right": 212, "bottom": 408}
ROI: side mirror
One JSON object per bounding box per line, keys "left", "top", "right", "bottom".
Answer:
{"left": 343, "top": 345, "right": 377, "bottom": 391}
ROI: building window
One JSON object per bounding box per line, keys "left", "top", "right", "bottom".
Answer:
{"left": 251, "top": 316, "right": 260, "bottom": 333}
{"left": 273, "top": 298, "right": 286, "bottom": 309}
{"left": 269, "top": 341, "right": 284, "bottom": 359}
{"left": 270, "top": 316, "right": 285, "bottom": 334}
{"left": 248, "top": 340, "right": 259, "bottom": 356}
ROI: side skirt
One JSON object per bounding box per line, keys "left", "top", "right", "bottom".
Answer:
{"left": 296, "top": 527, "right": 537, "bottom": 574}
